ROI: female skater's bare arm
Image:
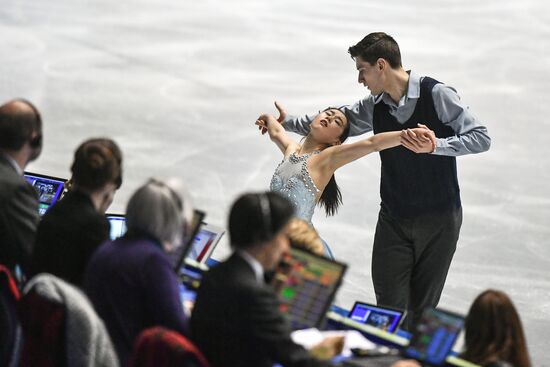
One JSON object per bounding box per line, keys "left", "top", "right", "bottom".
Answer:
{"left": 322, "top": 127, "right": 431, "bottom": 171}
{"left": 256, "top": 114, "right": 298, "bottom": 155}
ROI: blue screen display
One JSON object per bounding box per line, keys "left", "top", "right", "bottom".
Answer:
{"left": 404, "top": 308, "right": 464, "bottom": 365}
{"left": 348, "top": 302, "right": 403, "bottom": 332}
{"left": 25, "top": 173, "right": 66, "bottom": 216}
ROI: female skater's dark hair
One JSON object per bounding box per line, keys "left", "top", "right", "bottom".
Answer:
{"left": 318, "top": 108, "right": 351, "bottom": 216}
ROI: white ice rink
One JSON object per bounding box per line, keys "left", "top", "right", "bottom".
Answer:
{"left": 2, "top": 0, "right": 549, "bottom": 364}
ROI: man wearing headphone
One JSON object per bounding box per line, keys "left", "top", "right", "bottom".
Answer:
{"left": 191, "top": 192, "right": 344, "bottom": 367}
{"left": 0, "top": 99, "right": 43, "bottom": 276}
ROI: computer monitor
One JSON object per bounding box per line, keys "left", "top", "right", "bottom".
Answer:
{"left": 272, "top": 246, "right": 347, "bottom": 330}
{"left": 24, "top": 171, "right": 67, "bottom": 216}
{"left": 176, "top": 222, "right": 224, "bottom": 307}
{"left": 177, "top": 257, "right": 210, "bottom": 322}
{"left": 404, "top": 307, "right": 465, "bottom": 365}
{"left": 106, "top": 214, "right": 127, "bottom": 240}
{"left": 348, "top": 301, "right": 405, "bottom": 333}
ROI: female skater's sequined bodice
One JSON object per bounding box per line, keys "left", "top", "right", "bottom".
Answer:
{"left": 270, "top": 151, "right": 320, "bottom": 223}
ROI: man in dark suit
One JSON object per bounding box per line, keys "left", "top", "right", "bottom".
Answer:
{"left": 190, "top": 192, "right": 343, "bottom": 367}
{"left": 0, "top": 99, "right": 43, "bottom": 275}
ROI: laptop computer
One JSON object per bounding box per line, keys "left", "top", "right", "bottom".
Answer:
{"left": 171, "top": 209, "right": 206, "bottom": 270}
{"left": 176, "top": 216, "right": 224, "bottom": 312}
{"left": 24, "top": 171, "right": 67, "bottom": 216}
{"left": 272, "top": 246, "right": 348, "bottom": 330}
{"left": 343, "top": 307, "right": 465, "bottom": 367}
{"left": 348, "top": 301, "right": 406, "bottom": 333}
{"left": 175, "top": 220, "right": 225, "bottom": 284}
{"left": 186, "top": 222, "right": 224, "bottom": 264}
{"left": 105, "top": 209, "right": 217, "bottom": 270}
{"left": 106, "top": 213, "right": 127, "bottom": 240}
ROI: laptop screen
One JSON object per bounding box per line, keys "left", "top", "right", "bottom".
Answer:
{"left": 24, "top": 172, "right": 67, "bottom": 216}
{"left": 171, "top": 210, "right": 206, "bottom": 270}
{"left": 106, "top": 214, "right": 127, "bottom": 240}
{"left": 273, "top": 246, "right": 347, "bottom": 330}
{"left": 187, "top": 224, "right": 224, "bottom": 263}
{"left": 348, "top": 301, "right": 405, "bottom": 333}
{"left": 404, "top": 308, "right": 464, "bottom": 365}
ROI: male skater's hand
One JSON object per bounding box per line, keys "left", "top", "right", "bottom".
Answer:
{"left": 401, "top": 123, "right": 437, "bottom": 153}
{"left": 258, "top": 101, "right": 287, "bottom": 135}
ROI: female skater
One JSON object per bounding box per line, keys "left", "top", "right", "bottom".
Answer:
{"left": 257, "top": 105, "right": 433, "bottom": 258}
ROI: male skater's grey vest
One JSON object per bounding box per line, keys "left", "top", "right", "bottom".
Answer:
{"left": 372, "top": 77, "right": 461, "bottom": 218}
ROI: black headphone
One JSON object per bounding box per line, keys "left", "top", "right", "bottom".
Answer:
{"left": 258, "top": 193, "right": 272, "bottom": 241}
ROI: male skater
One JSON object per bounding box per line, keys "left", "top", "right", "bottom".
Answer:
{"left": 262, "top": 32, "right": 491, "bottom": 329}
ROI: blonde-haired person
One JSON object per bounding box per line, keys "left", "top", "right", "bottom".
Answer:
{"left": 287, "top": 218, "right": 324, "bottom": 256}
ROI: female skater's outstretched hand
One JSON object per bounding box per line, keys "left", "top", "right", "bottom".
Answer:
{"left": 401, "top": 124, "right": 437, "bottom": 154}
{"left": 255, "top": 114, "right": 283, "bottom": 136}
{"left": 255, "top": 113, "right": 296, "bottom": 153}
{"left": 254, "top": 117, "right": 269, "bottom": 131}
{"left": 257, "top": 101, "right": 287, "bottom": 135}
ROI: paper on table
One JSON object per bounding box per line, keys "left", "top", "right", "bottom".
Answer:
{"left": 291, "top": 328, "right": 377, "bottom": 357}
{"left": 290, "top": 328, "right": 324, "bottom": 349}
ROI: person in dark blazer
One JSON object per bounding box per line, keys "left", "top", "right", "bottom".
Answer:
{"left": 0, "top": 99, "right": 43, "bottom": 276}
{"left": 32, "top": 138, "right": 122, "bottom": 286}
{"left": 190, "top": 192, "right": 343, "bottom": 367}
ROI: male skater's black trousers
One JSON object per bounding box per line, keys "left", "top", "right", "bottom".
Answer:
{"left": 372, "top": 204, "right": 462, "bottom": 330}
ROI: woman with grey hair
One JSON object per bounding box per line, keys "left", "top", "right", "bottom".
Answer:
{"left": 84, "top": 178, "right": 193, "bottom": 366}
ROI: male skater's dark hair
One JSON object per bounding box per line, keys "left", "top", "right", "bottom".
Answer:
{"left": 348, "top": 32, "right": 402, "bottom": 69}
